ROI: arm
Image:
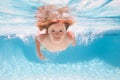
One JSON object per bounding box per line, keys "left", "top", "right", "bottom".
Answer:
{"left": 72, "top": 34, "right": 76, "bottom": 46}
{"left": 67, "top": 31, "right": 76, "bottom": 46}
{"left": 35, "top": 35, "right": 45, "bottom": 60}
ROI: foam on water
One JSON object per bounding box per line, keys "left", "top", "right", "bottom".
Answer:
{"left": 0, "top": 53, "right": 120, "bottom": 80}
{"left": 0, "top": 17, "right": 120, "bottom": 44}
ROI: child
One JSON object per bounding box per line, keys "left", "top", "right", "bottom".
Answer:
{"left": 35, "top": 5, "right": 76, "bottom": 60}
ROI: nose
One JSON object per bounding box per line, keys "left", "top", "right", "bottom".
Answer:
{"left": 54, "top": 32, "right": 60, "bottom": 37}
{"left": 55, "top": 32, "right": 59, "bottom": 35}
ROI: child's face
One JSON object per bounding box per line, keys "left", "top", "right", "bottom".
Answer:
{"left": 48, "top": 22, "right": 66, "bottom": 43}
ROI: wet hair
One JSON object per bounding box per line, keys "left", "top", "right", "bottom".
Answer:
{"left": 64, "top": 22, "right": 70, "bottom": 30}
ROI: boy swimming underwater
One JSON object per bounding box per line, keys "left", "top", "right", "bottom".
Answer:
{"left": 35, "top": 5, "right": 76, "bottom": 60}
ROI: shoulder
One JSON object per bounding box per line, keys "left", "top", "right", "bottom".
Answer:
{"left": 36, "top": 33, "right": 47, "bottom": 42}
{"left": 66, "top": 31, "right": 74, "bottom": 39}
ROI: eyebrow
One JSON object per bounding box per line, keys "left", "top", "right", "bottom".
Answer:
{"left": 48, "top": 22, "right": 69, "bottom": 30}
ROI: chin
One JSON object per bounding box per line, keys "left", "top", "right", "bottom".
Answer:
{"left": 54, "top": 38, "right": 60, "bottom": 41}
{"left": 53, "top": 39, "right": 62, "bottom": 43}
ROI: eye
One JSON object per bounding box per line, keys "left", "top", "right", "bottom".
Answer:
{"left": 59, "top": 30, "right": 63, "bottom": 32}
{"left": 51, "top": 30, "right": 55, "bottom": 32}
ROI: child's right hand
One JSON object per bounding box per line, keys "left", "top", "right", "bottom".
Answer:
{"left": 39, "top": 55, "right": 45, "bottom": 60}
{"left": 37, "top": 52, "right": 45, "bottom": 60}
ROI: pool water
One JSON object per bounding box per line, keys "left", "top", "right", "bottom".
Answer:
{"left": 0, "top": 0, "right": 120, "bottom": 80}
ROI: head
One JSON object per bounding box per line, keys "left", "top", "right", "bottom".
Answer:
{"left": 48, "top": 22, "right": 67, "bottom": 43}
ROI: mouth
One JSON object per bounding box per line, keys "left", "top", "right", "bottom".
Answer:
{"left": 54, "top": 37, "right": 60, "bottom": 41}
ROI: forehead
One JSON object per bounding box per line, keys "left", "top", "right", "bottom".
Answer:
{"left": 49, "top": 23, "right": 66, "bottom": 30}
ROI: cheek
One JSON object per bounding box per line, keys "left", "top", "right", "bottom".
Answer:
{"left": 60, "top": 32, "right": 65, "bottom": 36}
{"left": 49, "top": 33, "right": 55, "bottom": 37}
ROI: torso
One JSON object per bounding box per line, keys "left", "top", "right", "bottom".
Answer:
{"left": 37, "top": 34, "right": 71, "bottom": 52}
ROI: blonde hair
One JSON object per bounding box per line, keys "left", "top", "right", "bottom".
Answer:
{"left": 37, "top": 20, "right": 73, "bottom": 31}
{"left": 36, "top": 5, "right": 74, "bottom": 31}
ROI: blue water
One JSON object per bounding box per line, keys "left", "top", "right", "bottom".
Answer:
{"left": 0, "top": 0, "right": 120, "bottom": 80}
